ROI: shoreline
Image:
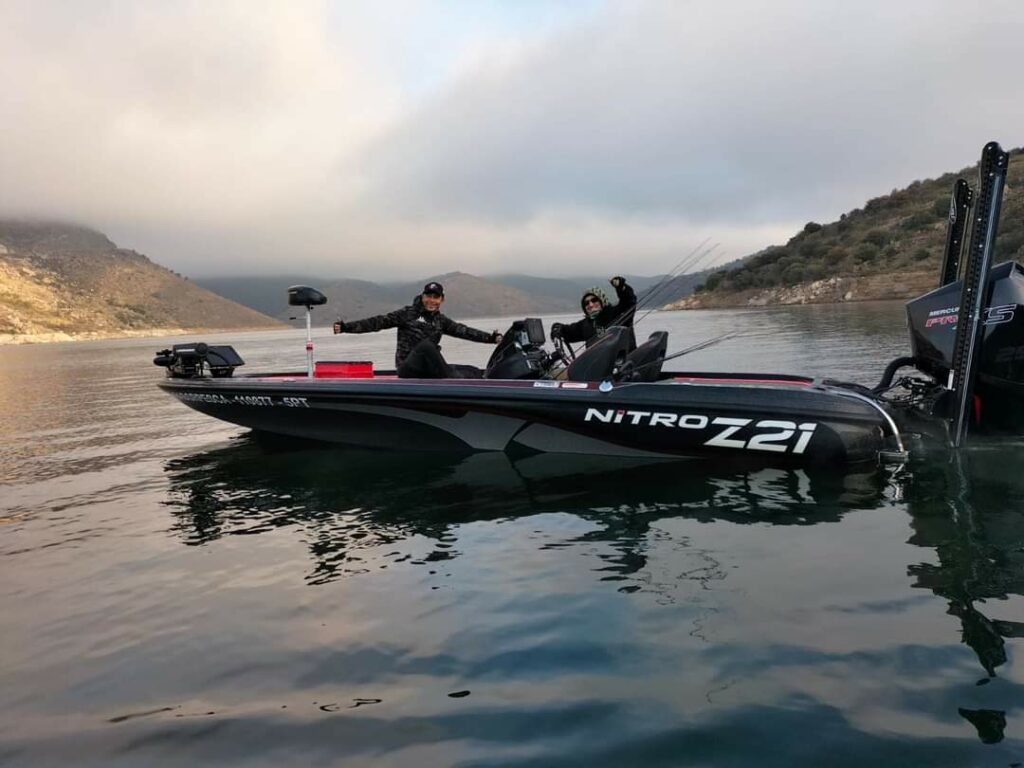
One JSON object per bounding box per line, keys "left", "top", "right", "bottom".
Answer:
{"left": 0, "top": 325, "right": 285, "bottom": 346}
{"left": 667, "top": 270, "right": 935, "bottom": 310}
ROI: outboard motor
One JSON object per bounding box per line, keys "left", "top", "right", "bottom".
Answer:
{"left": 153, "top": 343, "right": 245, "bottom": 378}
{"left": 905, "top": 261, "right": 1024, "bottom": 429}
{"left": 485, "top": 318, "right": 549, "bottom": 379}
{"left": 906, "top": 262, "right": 1024, "bottom": 383}
{"left": 288, "top": 285, "right": 327, "bottom": 377}
{"left": 903, "top": 142, "right": 1020, "bottom": 436}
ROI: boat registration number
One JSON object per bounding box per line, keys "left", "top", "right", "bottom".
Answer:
{"left": 174, "top": 392, "right": 310, "bottom": 408}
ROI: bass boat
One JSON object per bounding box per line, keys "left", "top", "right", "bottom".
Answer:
{"left": 155, "top": 142, "right": 1020, "bottom": 467}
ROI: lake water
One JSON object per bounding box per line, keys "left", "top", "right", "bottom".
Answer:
{"left": 1, "top": 304, "right": 1022, "bottom": 767}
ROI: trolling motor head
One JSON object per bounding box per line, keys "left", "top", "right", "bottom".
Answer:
{"left": 287, "top": 286, "right": 327, "bottom": 308}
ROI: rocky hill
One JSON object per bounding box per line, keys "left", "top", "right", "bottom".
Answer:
{"left": 672, "top": 147, "right": 1024, "bottom": 309}
{"left": 0, "top": 220, "right": 284, "bottom": 343}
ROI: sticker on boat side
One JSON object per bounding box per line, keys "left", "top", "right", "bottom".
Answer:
{"left": 583, "top": 408, "right": 818, "bottom": 454}
{"left": 533, "top": 381, "right": 560, "bottom": 388}
{"left": 174, "top": 392, "right": 309, "bottom": 408}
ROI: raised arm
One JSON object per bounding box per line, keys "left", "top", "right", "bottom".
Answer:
{"left": 609, "top": 276, "right": 637, "bottom": 325}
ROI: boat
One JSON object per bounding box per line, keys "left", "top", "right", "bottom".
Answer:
{"left": 155, "top": 142, "right": 1019, "bottom": 466}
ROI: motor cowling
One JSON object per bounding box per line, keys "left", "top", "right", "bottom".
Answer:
{"left": 906, "top": 261, "right": 1024, "bottom": 385}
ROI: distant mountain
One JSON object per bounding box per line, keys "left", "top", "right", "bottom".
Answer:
{"left": 194, "top": 269, "right": 720, "bottom": 326}
{"left": 676, "top": 148, "right": 1024, "bottom": 308}
{"left": 0, "top": 220, "right": 284, "bottom": 342}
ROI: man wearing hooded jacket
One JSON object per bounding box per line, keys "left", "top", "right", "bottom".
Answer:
{"left": 333, "top": 281, "right": 501, "bottom": 378}
{"left": 550, "top": 276, "right": 637, "bottom": 351}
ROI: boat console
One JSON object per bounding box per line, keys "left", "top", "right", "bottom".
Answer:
{"left": 484, "top": 318, "right": 551, "bottom": 379}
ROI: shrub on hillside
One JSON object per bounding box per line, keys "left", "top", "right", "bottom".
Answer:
{"left": 901, "top": 211, "right": 936, "bottom": 231}
{"left": 782, "top": 265, "right": 805, "bottom": 285}
{"left": 799, "top": 240, "right": 826, "bottom": 259}
{"left": 863, "top": 230, "right": 889, "bottom": 248}
{"left": 996, "top": 229, "right": 1024, "bottom": 260}
{"left": 855, "top": 243, "right": 880, "bottom": 262}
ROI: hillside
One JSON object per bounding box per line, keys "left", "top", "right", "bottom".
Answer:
{"left": 0, "top": 220, "right": 284, "bottom": 343}
{"left": 194, "top": 265, "right": 729, "bottom": 325}
{"left": 672, "top": 148, "right": 1024, "bottom": 308}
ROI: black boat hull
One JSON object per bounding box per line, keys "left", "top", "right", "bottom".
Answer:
{"left": 158, "top": 374, "right": 902, "bottom": 465}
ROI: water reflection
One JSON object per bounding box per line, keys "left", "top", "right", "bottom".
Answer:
{"left": 904, "top": 447, "right": 1024, "bottom": 744}
{"left": 163, "top": 439, "right": 1024, "bottom": 751}
{"left": 164, "top": 439, "right": 888, "bottom": 588}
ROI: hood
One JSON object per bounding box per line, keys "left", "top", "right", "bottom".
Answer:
{"left": 580, "top": 286, "right": 610, "bottom": 314}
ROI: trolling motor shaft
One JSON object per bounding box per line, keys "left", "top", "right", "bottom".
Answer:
{"left": 287, "top": 285, "right": 328, "bottom": 377}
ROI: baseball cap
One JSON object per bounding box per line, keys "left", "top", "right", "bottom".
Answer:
{"left": 423, "top": 282, "right": 444, "bottom": 296}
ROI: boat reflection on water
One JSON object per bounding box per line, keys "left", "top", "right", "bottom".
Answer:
{"left": 905, "top": 446, "right": 1024, "bottom": 744}
{"left": 163, "top": 438, "right": 889, "bottom": 587}
{"left": 162, "top": 440, "right": 1024, "bottom": 747}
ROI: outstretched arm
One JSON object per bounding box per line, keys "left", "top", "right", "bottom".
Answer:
{"left": 440, "top": 315, "right": 500, "bottom": 344}
{"left": 335, "top": 308, "right": 406, "bottom": 334}
{"left": 555, "top": 317, "right": 590, "bottom": 344}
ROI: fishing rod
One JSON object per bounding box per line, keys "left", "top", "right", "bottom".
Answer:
{"left": 631, "top": 237, "right": 711, "bottom": 313}
{"left": 631, "top": 243, "right": 721, "bottom": 328}
{"left": 615, "top": 331, "right": 740, "bottom": 380}
{"left": 607, "top": 240, "right": 719, "bottom": 332}
{"left": 553, "top": 240, "right": 718, "bottom": 365}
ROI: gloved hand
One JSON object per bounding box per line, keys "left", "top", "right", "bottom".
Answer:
{"left": 550, "top": 322, "right": 564, "bottom": 341}
{"left": 333, "top": 320, "right": 346, "bottom": 334}
{"left": 490, "top": 331, "right": 503, "bottom": 344}
{"left": 610, "top": 276, "right": 626, "bottom": 289}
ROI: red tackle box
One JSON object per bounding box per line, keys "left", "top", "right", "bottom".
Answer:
{"left": 314, "top": 360, "right": 374, "bottom": 378}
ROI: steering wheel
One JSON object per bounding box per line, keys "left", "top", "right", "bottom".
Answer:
{"left": 553, "top": 335, "right": 576, "bottom": 363}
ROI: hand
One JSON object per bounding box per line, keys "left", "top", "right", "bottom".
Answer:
{"left": 490, "top": 331, "right": 503, "bottom": 344}
{"left": 610, "top": 276, "right": 625, "bottom": 289}
{"left": 550, "top": 322, "right": 564, "bottom": 340}
{"left": 333, "top": 320, "right": 345, "bottom": 334}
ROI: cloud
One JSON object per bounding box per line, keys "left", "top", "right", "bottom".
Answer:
{"left": 1, "top": 0, "right": 1022, "bottom": 279}
{"left": 354, "top": 0, "right": 1024, "bottom": 225}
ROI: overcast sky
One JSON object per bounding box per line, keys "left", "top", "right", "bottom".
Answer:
{"left": 1, "top": 0, "right": 1021, "bottom": 279}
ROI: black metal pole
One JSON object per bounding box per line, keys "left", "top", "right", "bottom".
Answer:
{"left": 949, "top": 142, "right": 1010, "bottom": 448}
{"left": 939, "top": 179, "right": 973, "bottom": 287}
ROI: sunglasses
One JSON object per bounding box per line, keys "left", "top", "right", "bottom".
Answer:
{"left": 584, "top": 297, "right": 603, "bottom": 306}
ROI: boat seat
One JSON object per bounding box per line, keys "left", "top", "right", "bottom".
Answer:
{"left": 565, "top": 326, "right": 632, "bottom": 382}
{"left": 618, "top": 331, "right": 668, "bottom": 382}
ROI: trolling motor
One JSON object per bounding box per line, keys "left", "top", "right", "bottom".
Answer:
{"left": 153, "top": 342, "right": 245, "bottom": 378}
{"left": 287, "top": 285, "right": 327, "bottom": 377}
